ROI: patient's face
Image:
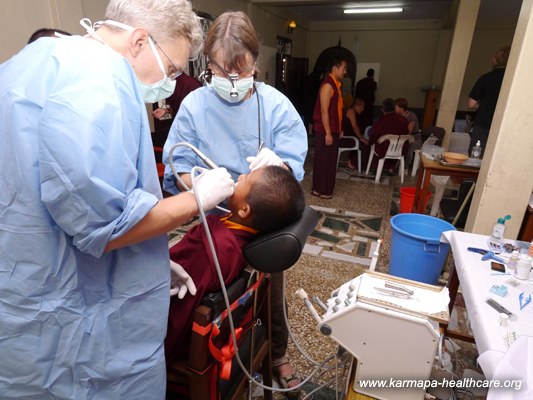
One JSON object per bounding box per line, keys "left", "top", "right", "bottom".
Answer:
{"left": 227, "top": 169, "right": 263, "bottom": 213}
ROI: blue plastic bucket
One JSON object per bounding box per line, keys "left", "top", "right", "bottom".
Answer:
{"left": 389, "top": 214, "right": 456, "bottom": 284}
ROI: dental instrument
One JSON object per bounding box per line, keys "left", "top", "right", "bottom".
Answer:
{"left": 373, "top": 281, "right": 414, "bottom": 298}
{"left": 467, "top": 247, "right": 506, "bottom": 263}
{"left": 168, "top": 142, "right": 230, "bottom": 213}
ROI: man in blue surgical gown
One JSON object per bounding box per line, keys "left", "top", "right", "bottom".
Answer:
{"left": 0, "top": 1, "right": 234, "bottom": 399}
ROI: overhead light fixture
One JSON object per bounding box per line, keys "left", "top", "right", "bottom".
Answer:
{"left": 288, "top": 20, "right": 297, "bottom": 34}
{"left": 344, "top": 7, "right": 403, "bottom": 14}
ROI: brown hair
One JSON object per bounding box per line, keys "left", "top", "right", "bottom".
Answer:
{"left": 204, "top": 11, "right": 259, "bottom": 73}
{"left": 494, "top": 45, "right": 511, "bottom": 67}
{"left": 394, "top": 98, "right": 408, "bottom": 111}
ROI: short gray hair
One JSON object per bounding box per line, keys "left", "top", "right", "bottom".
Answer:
{"left": 105, "top": 0, "right": 203, "bottom": 59}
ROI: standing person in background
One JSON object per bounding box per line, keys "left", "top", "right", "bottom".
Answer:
{"left": 355, "top": 68, "right": 377, "bottom": 130}
{"left": 0, "top": 1, "right": 235, "bottom": 398}
{"left": 394, "top": 97, "right": 420, "bottom": 171}
{"left": 468, "top": 45, "right": 511, "bottom": 157}
{"left": 311, "top": 56, "right": 347, "bottom": 199}
{"left": 163, "top": 11, "right": 307, "bottom": 396}
{"left": 152, "top": 72, "right": 201, "bottom": 132}
{"left": 340, "top": 98, "right": 368, "bottom": 171}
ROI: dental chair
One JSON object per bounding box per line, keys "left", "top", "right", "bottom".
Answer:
{"left": 166, "top": 206, "right": 320, "bottom": 400}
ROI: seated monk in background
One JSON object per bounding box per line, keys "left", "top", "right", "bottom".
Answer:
{"left": 368, "top": 97, "right": 409, "bottom": 172}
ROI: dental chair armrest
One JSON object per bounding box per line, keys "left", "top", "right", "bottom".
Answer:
{"left": 242, "top": 206, "right": 319, "bottom": 273}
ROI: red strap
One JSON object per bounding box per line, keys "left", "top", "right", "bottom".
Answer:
{"left": 192, "top": 321, "right": 212, "bottom": 336}
{"left": 207, "top": 273, "right": 266, "bottom": 381}
{"left": 209, "top": 324, "right": 243, "bottom": 380}
{"left": 216, "top": 273, "right": 264, "bottom": 323}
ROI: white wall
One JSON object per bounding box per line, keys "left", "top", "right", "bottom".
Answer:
{"left": 307, "top": 20, "right": 444, "bottom": 109}
{"left": 2, "top": 0, "right": 57, "bottom": 61}
{"left": 306, "top": 18, "right": 517, "bottom": 110}
{"left": 0, "top": 0, "right": 517, "bottom": 112}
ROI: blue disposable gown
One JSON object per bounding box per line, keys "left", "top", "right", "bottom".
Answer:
{"left": 163, "top": 83, "right": 307, "bottom": 193}
{"left": 0, "top": 36, "right": 169, "bottom": 399}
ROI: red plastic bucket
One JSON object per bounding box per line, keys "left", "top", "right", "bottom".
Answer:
{"left": 399, "top": 187, "right": 431, "bottom": 213}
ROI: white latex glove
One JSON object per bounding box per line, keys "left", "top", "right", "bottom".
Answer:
{"left": 246, "top": 147, "right": 284, "bottom": 171}
{"left": 170, "top": 261, "right": 197, "bottom": 298}
{"left": 192, "top": 167, "right": 234, "bottom": 211}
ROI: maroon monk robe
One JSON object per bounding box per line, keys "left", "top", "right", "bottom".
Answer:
{"left": 368, "top": 113, "right": 409, "bottom": 170}
{"left": 312, "top": 74, "right": 343, "bottom": 196}
{"left": 165, "top": 214, "right": 255, "bottom": 362}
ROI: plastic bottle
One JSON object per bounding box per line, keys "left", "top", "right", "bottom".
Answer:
{"left": 488, "top": 215, "right": 511, "bottom": 251}
{"left": 507, "top": 250, "right": 519, "bottom": 270}
{"left": 514, "top": 255, "right": 531, "bottom": 280}
{"left": 471, "top": 140, "right": 482, "bottom": 159}
{"left": 424, "top": 134, "right": 438, "bottom": 146}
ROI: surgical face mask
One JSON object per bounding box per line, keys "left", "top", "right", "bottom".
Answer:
{"left": 80, "top": 18, "right": 176, "bottom": 103}
{"left": 138, "top": 37, "right": 176, "bottom": 103}
{"left": 211, "top": 75, "right": 254, "bottom": 103}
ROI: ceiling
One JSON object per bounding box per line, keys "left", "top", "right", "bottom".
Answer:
{"left": 250, "top": 0, "right": 522, "bottom": 24}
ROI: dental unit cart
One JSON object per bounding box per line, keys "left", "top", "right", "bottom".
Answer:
{"left": 301, "top": 271, "right": 450, "bottom": 400}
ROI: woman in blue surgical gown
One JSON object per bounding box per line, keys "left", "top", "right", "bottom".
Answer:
{"left": 0, "top": 1, "right": 234, "bottom": 399}
{"left": 163, "top": 11, "right": 307, "bottom": 396}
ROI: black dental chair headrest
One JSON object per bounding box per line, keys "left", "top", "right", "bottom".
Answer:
{"left": 242, "top": 206, "right": 319, "bottom": 273}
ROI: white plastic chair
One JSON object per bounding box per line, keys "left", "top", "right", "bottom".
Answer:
{"left": 337, "top": 137, "right": 361, "bottom": 173}
{"left": 366, "top": 134, "right": 414, "bottom": 183}
{"left": 364, "top": 126, "right": 372, "bottom": 140}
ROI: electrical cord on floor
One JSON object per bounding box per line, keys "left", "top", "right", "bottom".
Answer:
{"left": 281, "top": 271, "right": 359, "bottom": 396}
{"left": 302, "top": 355, "right": 352, "bottom": 400}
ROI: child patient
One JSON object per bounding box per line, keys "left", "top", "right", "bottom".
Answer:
{"left": 165, "top": 165, "right": 306, "bottom": 362}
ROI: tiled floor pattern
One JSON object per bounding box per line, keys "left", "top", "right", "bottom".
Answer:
{"left": 303, "top": 206, "right": 383, "bottom": 267}
{"left": 167, "top": 217, "right": 198, "bottom": 248}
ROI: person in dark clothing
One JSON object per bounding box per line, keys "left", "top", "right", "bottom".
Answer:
{"left": 339, "top": 98, "right": 368, "bottom": 170}
{"left": 311, "top": 56, "right": 348, "bottom": 199}
{"left": 394, "top": 97, "right": 420, "bottom": 169}
{"left": 368, "top": 98, "right": 409, "bottom": 171}
{"left": 165, "top": 166, "right": 305, "bottom": 365}
{"left": 355, "top": 68, "right": 377, "bottom": 130}
{"left": 468, "top": 45, "right": 511, "bottom": 156}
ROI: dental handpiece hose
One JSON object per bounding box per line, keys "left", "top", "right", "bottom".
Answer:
{"left": 168, "top": 142, "right": 230, "bottom": 213}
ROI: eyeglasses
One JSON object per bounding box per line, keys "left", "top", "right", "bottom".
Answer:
{"left": 209, "top": 59, "right": 254, "bottom": 80}
{"left": 149, "top": 35, "right": 182, "bottom": 81}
